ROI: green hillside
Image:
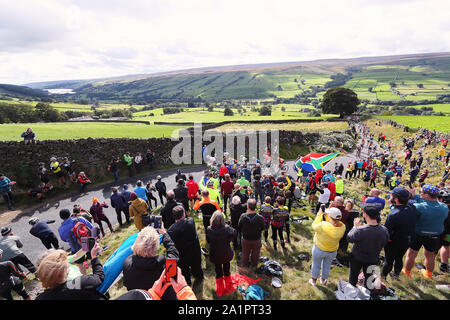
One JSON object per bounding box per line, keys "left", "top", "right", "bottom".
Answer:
{"left": 0, "top": 84, "right": 49, "bottom": 99}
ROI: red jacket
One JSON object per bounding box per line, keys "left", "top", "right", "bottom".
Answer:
{"left": 221, "top": 180, "right": 234, "bottom": 196}
{"left": 186, "top": 179, "right": 199, "bottom": 199}
{"left": 219, "top": 165, "right": 228, "bottom": 177}
{"left": 328, "top": 182, "right": 336, "bottom": 201}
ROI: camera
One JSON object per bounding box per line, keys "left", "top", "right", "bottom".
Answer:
{"left": 147, "top": 215, "right": 162, "bottom": 229}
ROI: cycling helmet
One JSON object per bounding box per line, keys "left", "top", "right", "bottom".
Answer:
{"left": 28, "top": 217, "right": 39, "bottom": 225}
{"left": 156, "top": 175, "right": 162, "bottom": 180}
{"left": 50, "top": 157, "right": 57, "bottom": 162}
{"left": 38, "top": 162, "right": 45, "bottom": 166}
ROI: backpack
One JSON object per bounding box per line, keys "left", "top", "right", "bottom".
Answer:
{"left": 239, "top": 285, "right": 270, "bottom": 300}
{"left": 71, "top": 218, "right": 93, "bottom": 245}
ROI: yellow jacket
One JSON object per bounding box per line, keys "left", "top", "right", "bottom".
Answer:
{"left": 129, "top": 198, "right": 149, "bottom": 231}
{"left": 311, "top": 213, "right": 345, "bottom": 252}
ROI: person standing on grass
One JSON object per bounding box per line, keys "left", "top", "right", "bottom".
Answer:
{"left": 206, "top": 211, "right": 236, "bottom": 290}
{"left": 309, "top": 207, "right": 345, "bottom": 286}
{"left": 0, "top": 227, "right": 37, "bottom": 276}
{"left": 221, "top": 174, "right": 235, "bottom": 216}
{"left": 381, "top": 187, "right": 417, "bottom": 281}
{"left": 122, "top": 184, "right": 132, "bottom": 203}
{"left": 259, "top": 196, "right": 273, "bottom": 242}
{"left": 167, "top": 205, "right": 204, "bottom": 287}
{"left": 335, "top": 175, "right": 344, "bottom": 196}
{"left": 316, "top": 182, "right": 331, "bottom": 214}
{"left": 129, "top": 192, "right": 150, "bottom": 232}
{"left": 28, "top": 217, "right": 59, "bottom": 250}
{"left": 271, "top": 196, "right": 290, "bottom": 251}
{"left": 238, "top": 199, "right": 265, "bottom": 268}
{"left": 402, "top": 184, "right": 448, "bottom": 279}
{"left": 193, "top": 190, "right": 221, "bottom": 240}
{"left": 124, "top": 152, "right": 133, "bottom": 177}
{"left": 347, "top": 203, "right": 389, "bottom": 288}
{"left": 369, "top": 168, "right": 378, "bottom": 188}
{"left": 0, "top": 173, "right": 15, "bottom": 211}
{"left": 108, "top": 158, "right": 119, "bottom": 184}
{"left": 161, "top": 190, "right": 180, "bottom": 230}
{"left": 89, "top": 197, "right": 114, "bottom": 237}
{"left": 110, "top": 187, "right": 130, "bottom": 226}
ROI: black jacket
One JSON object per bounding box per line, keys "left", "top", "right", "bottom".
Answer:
{"left": 122, "top": 233, "right": 179, "bottom": 291}
{"left": 230, "top": 202, "right": 247, "bottom": 229}
{"left": 173, "top": 186, "right": 189, "bottom": 205}
{"left": 155, "top": 181, "right": 166, "bottom": 194}
{"left": 238, "top": 212, "right": 265, "bottom": 241}
{"left": 384, "top": 204, "right": 417, "bottom": 245}
{"left": 175, "top": 174, "right": 187, "bottom": 183}
{"left": 110, "top": 192, "right": 128, "bottom": 209}
{"left": 35, "top": 258, "right": 106, "bottom": 300}
{"left": 161, "top": 199, "right": 181, "bottom": 229}
{"left": 0, "top": 260, "right": 26, "bottom": 291}
{"left": 167, "top": 218, "right": 201, "bottom": 264}
{"left": 206, "top": 225, "right": 236, "bottom": 265}
{"left": 29, "top": 220, "right": 56, "bottom": 240}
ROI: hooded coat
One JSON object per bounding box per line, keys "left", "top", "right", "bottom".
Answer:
{"left": 129, "top": 198, "right": 149, "bottom": 231}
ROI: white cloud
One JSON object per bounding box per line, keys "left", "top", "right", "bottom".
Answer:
{"left": 0, "top": 0, "right": 448, "bottom": 84}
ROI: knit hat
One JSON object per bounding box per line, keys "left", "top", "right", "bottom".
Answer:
{"left": 325, "top": 207, "right": 342, "bottom": 220}
{"left": 1, "top": 227, "right": 12, "bottom": 236}
{"left": 130, "top": 192, "right": 138, "bottom": 200}
{"left": 422, "top": 184, "right": 440, "bottom": 196}
{"left": 59, "top": 209, "right": 71, "bottom": 220}
{"left": 92, "top": 197, "right": 99, "bottom": 203}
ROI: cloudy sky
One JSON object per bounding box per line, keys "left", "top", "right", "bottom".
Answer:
{"left": 0, "top": 0, "right": 449, "bottom": 85}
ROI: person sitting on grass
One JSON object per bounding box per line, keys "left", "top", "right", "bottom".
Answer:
{"left": 27, "top": 182, "right": 52, "bottom": 201}
{"left": 309, "top": 207, "right": 345, "bottom": 286}
{"left": 77, "top": 172, "right": 91, "bottom": 193}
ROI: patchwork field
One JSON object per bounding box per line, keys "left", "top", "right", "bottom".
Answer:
{"left": 377, "top": 115, "right": 450, "bottom": 132}
{"left": 216, "top": 121, "right": 348, "bottom": 132}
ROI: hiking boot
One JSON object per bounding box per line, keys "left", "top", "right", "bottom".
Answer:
{"left": 401, "top": 268, "right": 412, "bottom": 278}
{"left": 440, "top": 263, "right": 449, "bottom": 273}
{"left": 420, "top": 269, "right": 433, "bottom": 280}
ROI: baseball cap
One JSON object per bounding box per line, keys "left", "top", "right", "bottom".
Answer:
{"left": 422, "top": 184, "right": 440, "bottom": 196}
{"left": 325, "top": 207, "right": 342, "bottom": 220}
{"left": 389, "top": 187, "right": 410, "bottom": 198}
{"left": 361, "top": 203, "right": 381, "bottom": 219}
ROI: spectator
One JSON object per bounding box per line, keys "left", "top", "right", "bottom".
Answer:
{"left": 229, "top": 195, "right": 247, "bottom": 251}
{"left": 0, "top": 173, "right": 16, "bottom": 211}
{"left": 134, "top": 180, "right": 148, "bottom": 203}
{"left": 122, "top": 226, "right": 179, "bottom": 298}
{"left": 238, "top": 199, "right": 265, "bottom": 268}
{"left": 167, "top": 205, "right": 204, "bottom": 286}
{"left": 0, "top": 248, "right": 31, "bottom": 300}
{"left": 220, "top": 174, "right": 234, "bottom": 216}
{"left": 28, "top": 217, "right": 59, "bottom": 250}
{"left": 134, "top": 152, "right": 143, "bottom": 173}
{"left": 146, "top": 148, "right": 154, "bottom": 170}
{"left": 62, "top": 157, "right": 77, "bottom": 183}
{"left": 124, "top": 152, "right": 133, "bottom": 177}
{"left": 0, "top": 227, "right": 37, "bottom": 276}
{"left": 50, "top": 157, "right": 66, "bottom": 187}
{"left": 316, "top": 182, "right": 331, "bottom": 213}
{"left": 160, "top": 190, "right": 180, "bottom": 230}
{"left": 77, "top": 172, "right": 91, "bottom": 193}
{"left": 194, "top": 190, "right": 221, "bottom": 238}
{"left": 219, "top": 163, "right": 228, "bottom": 185}
{"left": 145, "top": 182, "right": 158, "bottom": 209}
{"left": 347, "top": 203, "right": 389, "bottom": 288}
{"left": 20, "top": 127, "right": 36, "bottom": 144}
{"left": 206, "top": 211, "right": 236, "bottom": 291}
{"left": 338, "top": 198, "right": 359, "bottom": 254}
{"left": 271, "top": 196, "right": 290, "bottom": 251}
{"left": 253, "top": 174, "right": 264, "bottom": 205}
{"left": 173, "top": 179, "right": 189, "bottom": 213}
{"left": 438, "top": 189, "right": 450, "bottom": 273}
{"left": 27, "top": 183, "right": 52, "bottom": 201}
{"left": 259, "top": 196, "right": 274, "bottom": 242}
{"left": 381, "top": 187, "right": 417, "bottom": 280}
{"left": 186, "top": 175, "right": 199, "bottom": 211}
{"left": 37, "top": 162, "right": 52, "bottom": 189}
{"left": 108, "top": 158, "right": 119, "bottom": 184}
{"left": 403, "top": 184, "right": 449, "bottom": 279}
{"left": 35, "top": 244, "right": 106, "bottom": 300}
{"left": 365, "top": 188, "right": 386, "bottom": 211}
{"left": 155, "top": 175, "right": 167, "bottom": 205}
{"left": 72, "top": 204, "right": 93, "bottom": 223}
{"left": 175, "top": 169, "right": 187, "bottom": 184}
{"left": 309, "top": 207, "right": 345, "bottom": 286}
{"left": 129, "top": 192, "right": 150, "bottom": 231}
{"left": 110, "top": 187, "right": 130, "bottom": 226}
{"left": 89, "top": 198, "right": 114, "bottom": 237}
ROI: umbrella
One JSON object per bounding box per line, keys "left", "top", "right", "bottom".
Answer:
{"left": 294, "top": 152, "right": 338, "bottom": 172}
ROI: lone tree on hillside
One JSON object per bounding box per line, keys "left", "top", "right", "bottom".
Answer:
{"left": 259, "top": 105, "right": 272, "bottom": 116}
{"left": 320, "top": 87, "right": 360, "bottom": 118}
{"left": 224, "top": 107, "right": 234, "bottom": 116}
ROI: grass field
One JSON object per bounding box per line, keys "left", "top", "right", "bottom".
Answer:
{"left": 216, "top": 121, "right": 348, "bottom": 132}
{"left": 377, "top": 115, "right": 450, "bottom": 133}
{"left": 0, "top": 122, "right": 185, "bottom": 141}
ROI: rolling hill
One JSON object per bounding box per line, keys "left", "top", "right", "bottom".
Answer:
{"left": 23, "top": 52, "right": 450, "bottom": 103}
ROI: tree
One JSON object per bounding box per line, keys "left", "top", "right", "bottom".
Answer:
{"left": 224, "top": 107, "right": 234, "bottom": 116}
{"left": 207, "top": 106, "right": 214, "bottom": 112}
{"left": 417, "top": 83, "right": 424, "bottom": 88}
{"left": 259, "top": 105, "right": 272, "bottom": 116}
{"left": 281, "top": 106, "right": 286, "bottom": 112}
{"left": 320, "top": 87, "right": 360, "bottom": 118}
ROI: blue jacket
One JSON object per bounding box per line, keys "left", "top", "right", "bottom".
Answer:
{"left": 134, "top": 186, "right": 148, "bottom": 201}
{"left": 58, "top": 217, "right": 93, "bottom": 253}
{"left": 122, "top": 189, "right": 131, "bottom": 203}
{"left": 413, "top": 195, "right": 449, "bottom": 236}
{"left": 384, "top": 204, "right": 417, "bottom": 244}
{"left": 30, "top": 220, "right": 56, "bottom": 240}
{"left": 0, "top": 177, "right": 11, "bottom": 194}
{"left": 111, "top": 192, "right": 128, "bottom": 209}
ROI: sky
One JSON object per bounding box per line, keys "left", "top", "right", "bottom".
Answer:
{"left": 0, "top": 0, "right": 449, "bottom": 85}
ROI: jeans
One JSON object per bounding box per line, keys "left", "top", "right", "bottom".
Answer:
{"left": 254, "top": 190, "right": 264, "bottom": 204}
{"left": 311, "top": 245, "right": 337, "bottom": 280}
{"left": 127, "top": 165, "right": 133, "bottom": 177}
{"left": 112, "top": 171, "right": 119, "bottom": 183}
{"left": 1, "top": 191, "right": 14, "bottom": 209}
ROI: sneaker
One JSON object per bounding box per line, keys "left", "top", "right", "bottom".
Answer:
{"left": 308, "top": 279, "right": 316, "bottom": 287}
{"left": 401, "top": 268, "right": 412, "bottom": 278}
{"left": 420, "top": 269, "right": 433, "bottom": 280}
{"left": 319, "top": 278, "right": 328, "bottom": 285}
